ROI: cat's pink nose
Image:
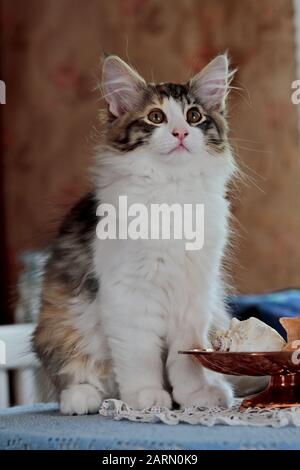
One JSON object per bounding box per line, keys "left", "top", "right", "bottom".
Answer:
{"left": 172, "top": 129, "right": 189, "bottom": 141}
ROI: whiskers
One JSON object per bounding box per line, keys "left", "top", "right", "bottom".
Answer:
{"left": 229, "top": 138, "right": 267, "bottom": 196}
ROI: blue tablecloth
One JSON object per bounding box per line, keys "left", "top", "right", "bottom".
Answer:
{"left": 1, "top": 403, "right": 300, "bottom": 450}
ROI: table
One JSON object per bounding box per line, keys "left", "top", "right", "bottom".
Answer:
{"left": 1, "top": 403, "right": 300, "bottom": 450}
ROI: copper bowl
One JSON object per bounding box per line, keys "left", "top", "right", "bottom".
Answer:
{"left": 179, "top": 349, "right": 300, "bottom": 409}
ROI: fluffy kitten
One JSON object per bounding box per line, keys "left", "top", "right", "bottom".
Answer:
{"left": 33, "top": 54, "right": 237, "bottom": 415}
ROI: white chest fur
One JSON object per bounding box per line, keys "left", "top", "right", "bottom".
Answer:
{"left": 94, "top": 153, "right": 231, "bottom": 337}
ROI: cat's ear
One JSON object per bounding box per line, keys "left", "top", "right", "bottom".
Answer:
{"left": 190, "top": 55, "right": 235, "bottom": 112}
{"left": 102, "top": 55, "right": 146, "bottom": 117}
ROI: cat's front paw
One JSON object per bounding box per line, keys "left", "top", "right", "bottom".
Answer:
{"left": 60, "top": 384, "right": 103, "bottom": 415}
{"left": 123, "top": 387, "right": 172, "bottom": 410}
{"left": 174, "top": 380, "right": 233, "bottom": 408}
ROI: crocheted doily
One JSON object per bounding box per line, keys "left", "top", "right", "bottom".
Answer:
{"left": 99, "top": 399, "right": 300, "bottom": 427}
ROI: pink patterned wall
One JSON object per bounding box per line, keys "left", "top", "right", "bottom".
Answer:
{"left": 1, "top": 0, "right": 300, "bottom": 296}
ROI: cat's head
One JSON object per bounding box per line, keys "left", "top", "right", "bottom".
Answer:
{"left": 101, "top": 54, "right": 235, "bottom": 163}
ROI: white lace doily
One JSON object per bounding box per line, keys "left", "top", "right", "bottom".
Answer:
{"left": 99, "top": 399, "right": 300, "bottom": 427}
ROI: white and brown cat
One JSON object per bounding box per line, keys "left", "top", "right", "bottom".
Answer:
{"left": 33, "top": 54, "right": 237, "bottom": 414}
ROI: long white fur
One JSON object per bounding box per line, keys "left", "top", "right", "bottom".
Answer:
{"left": 60, "top": 56, "right": 237, "bottom": 414}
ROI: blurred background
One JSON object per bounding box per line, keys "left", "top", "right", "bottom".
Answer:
{"left": 1, "top": 0, "right": 300, "bottom": 327}
{"left": 1, "top": 0, "right": 300, "bottom": 409}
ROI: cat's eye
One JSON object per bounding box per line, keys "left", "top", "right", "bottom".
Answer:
{"left": 148, "top": 108, "right": 165, "bottom": 124}
{"left": 186, "top": 107, "right": 203, "bottom": 124}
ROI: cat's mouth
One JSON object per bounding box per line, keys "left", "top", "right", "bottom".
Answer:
{"left": 168, "top": 143, "right": 190, "bottom": 154}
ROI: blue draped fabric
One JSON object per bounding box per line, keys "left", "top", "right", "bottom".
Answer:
{"left": 228, "top": 289, "right": 300, "bottom": 340}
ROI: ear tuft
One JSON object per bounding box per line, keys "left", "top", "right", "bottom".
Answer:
{"left": 102, "top": 56, "right": 146, "bottom": 117}
{"left": 190, "top": 54, "right": 236, "bottom": 112}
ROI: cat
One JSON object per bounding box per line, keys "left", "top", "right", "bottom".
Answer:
{"left": 33, "top": 53, "right": 237, "bottom": 415}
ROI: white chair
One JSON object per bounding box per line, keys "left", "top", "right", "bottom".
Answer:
{"left": 0, "top": 324, "right": 38, "bottom": 408}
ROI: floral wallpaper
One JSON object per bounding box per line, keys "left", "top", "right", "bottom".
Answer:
{"left": 1, "top": 0, "right": 300, "bottom": 295}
